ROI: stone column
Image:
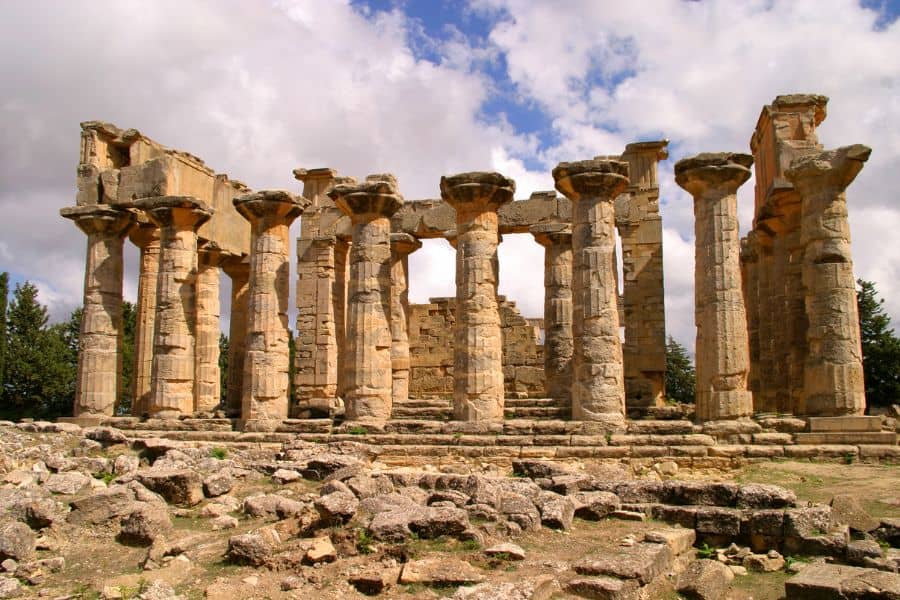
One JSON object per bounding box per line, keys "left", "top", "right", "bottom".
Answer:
{"left": 234, "top": 190, "right": 309, "bottom": 427}
{"left": 553, "top": 160, "right": 629, "bottom": 425}
{"left": 60, "top": 205, "right": 133, "bottom": 417}
{"left": 222, "top": 257, "right": 249, "bottom": 418}
{"left": 786, "top": 144, "right": 871, "bottom": 416}
{"left": 674, "top": 153, "right": 754, "bottom": 421}
{"left": 390, "top": 233, "right": 422, "bottom": 406}
{"left": 128, "top": 221, "right": 160, "bottom": 417}
{"left": 740, "top": 234, "right": 760, "bottom": 400}
{"left": 753, "top": 228, "right": 777, "bottom": 413}
{"left": 194, "top": 249, "right": 221, "bottom": 414}
{"left": 440, "top": 172, "right": 515, "bottom": 422}
{"left": 134, "top": 196, "right": 212, "bottom": 419}
{"left": 530, "top": 223, "right": 573, "bottom": 408}
{"left": 329, "top": 176, "right": 404, "bottom": 422}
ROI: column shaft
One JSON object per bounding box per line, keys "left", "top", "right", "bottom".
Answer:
{"left": 129, "top": 223, "right": 160, "bottom": 417}
{"left": 194, "top": 251, "right": 221, "bottom": 413}
{"left": 390, "top": 234, "right": 422, "bottom": 406}
{"left": 223, "top": 259, "right": 249, "bottom": 417}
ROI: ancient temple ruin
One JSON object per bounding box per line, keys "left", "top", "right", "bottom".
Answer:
{"left": 59, "top": 94, "right": 887, "bottom": 442}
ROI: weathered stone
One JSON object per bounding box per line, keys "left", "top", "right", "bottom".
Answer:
{"left": 499, "top": 491, "right": 541, "bottom": 531}
{"left": 0, "top": 576, "right": 20, "bottom": 599}
{"left": 484, "top": 542, "right": 526, "bottom": 560}
{"left": 574, "top": 542, "right": 673, "bottom": 585}
{"left": 85, "top": 426, "right": 128, "bottom": 446}
{"left": 846, "top": 540, "right": 883, "bottom": 565}
{"left": 349, "top": 566, "right": 401, "bottom": 595}
{"left": 830, "top": 494, "right": 879, "bottom": 533}
{"left": 785, "top": 563, "right": 900, "bottom": 599}
{"left": 202, "top": 471, "right": 233, "bottom": 498}
{"left": 676, "top": 559, "right": 735, "bottom": 600}
{"left": 271, "top": 469, "right": 300, "bottom": 484}
{"left": 565, "top": 576, "right": 640, "bottom": 600}
{"left": 118, "top": 503, "right": 173, "bottom": 546}
{"left": 743, "top": 552, "right": 785, "bottom": 572}
{"left": 304, "top": 536, "right": 336, "bottom": 564}
{"left": 535, "top": 491, "right": 575, "bottom": 530}
{"left": 67, "top": 485, "right": 136, "bottom": 525}
{"left": 0, "top": 523, "right": 34, "bottom": 562}
{"left": 399, "top": 558, "right": 485, "bottom": 585}
{"left": 227, "top": 529, "right": 281, "bottom": 566}
{"left": 136, "top": 470, "right": 203, "bottom": 506}
{"left": 44, "top": 471, "right": 91, "bottom": 495}
{"left": 243, "top": 494, "right": 306, "bottom": 520}
{"left": 644, "top": 528, "right": 696, "bottom": 556}
{"left": 574, "top": 491, "right": 621, "bottom": 520}
{"left": 314, "top": 490, "right": 359, "bottom": 525}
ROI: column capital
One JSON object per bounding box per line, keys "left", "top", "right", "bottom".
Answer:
{"left": 444, "top": 230, "right": 458, "bottom": 249}
{"left": 234, "top": 190, "right": 311, "bottom": 223}
{"left": 133, "top": 195, "right": 213, "bottom": 229}
{"left": 292, "top": 167, "right": 338, "bottom": 183}
{"left": 552, "top": 159, "right": 629, "bottom": 201}
{"left": 785, "top": 144, "right": 871, "bottom": 194}
{"left": 674, "top": 153, "right": 753, "bottom": 197}
{"left": 329, "top": 176, "right": 404, "bottom": 221}
{"left": 440, "top": 171, "right": 515, "bottom": 212}
{"left": 61, "top": 205, "right": 133, "bottom": 237}
{"left": 128, "top": 220, "right": 160, "bottom": 249}
{"left": 530, "top": 222, "right": 572, "bottom": 247}
{"left": 390, "top": 233, "right": 422, "bottom": 257}
{"left": 221, "top": 255, "right": 250, "bottom": 279}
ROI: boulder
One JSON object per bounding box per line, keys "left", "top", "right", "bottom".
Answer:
{"left": 44, "top": 471, "right": 91, "bottom": 495}
{"left": 483, "top": 543, "right": 526, "bottom": 561}
{"left": 785, "top": 563, "right": 900, "bottom": 599}
{"left": 304, "top": 536, "right": 336, "bottom": 564}
{"left": 535, "top": 491, "right": 574, "bottom": 530}
{"left": 314, "top": 490, "right": 359, "bottom": 525}
{"left": 67, "top": 485, "right": 136, "bottom": 525}
{"left": 346, "top": 474, "right": 394, "bottom": 499}
{"left": 0, "top": 523, "right": 34, "bottom": 562}
{"left": 118, "top": 503, "right": 173, "bottom": 546}
{"left": 565, "top": 576, "right": 640, "bottom": 600}
{"left": 644, "top": 527, "right": 696, "bottom": 555}
{"left": 499, "top": 492, "right": 541, "bottom": 532}
{"left": 574, "top": 542, "right": 673, "bottom": 585}
{"left": 202, "top": 471, "right": 233, "bottom": 498}
{"left": 830, "top": 494, "right": 880, "bottom": 533}
{"left": 735, "top": 483, "right": 796, "bottom": 509}
{"left": 84, "top": 427, "right": 128, "bottom": 446}
{"left": 271, "top": 469, "right": 300, "bottom": 484}
{"left": 23, "top": 498, "right": 68, "bottom": 529}
{"left": 113, "top": 454, "right": 140, "bottom": 476}
{"left": 574, "top": 491, "right": 621, "bottom": 520}
{"left": 349, "top": 566, "right": 402, "bottom": 595}
{"left": 743, "top": 551, "right": 785, "bottom": 573}
{"left": 135, "top": 470, "right": 203, "bottom": 507}
{"left": 242, "top": 494, "right": 306, "bottom": 520}
{"left": 0, "top": 576, "right": 20, "bottom": 599}
{"left": 511, "top": 460, "right": 570, "bottom": 479}
{"left": 399, "top": 558, "right": 485, "bottom": 585}
{"left": 846, "top": 540, "right": 884, "bottom": 565}
{"left": 676, "top": 559, "right": 735, "bottom": 600}
{"left": 227, "top": 529, "right": 280, "bottom": 566}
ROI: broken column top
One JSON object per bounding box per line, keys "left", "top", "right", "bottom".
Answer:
{"left": 390, "top": 232, "right": 422, "bottom": 254}
{"left": 530, "top": 222, "right": 572, "bottom": 245}
{"left": 623, "top": 139, "right": 670, "bottom": 160}
{"left": 552, "top": 158, "right": 629, "bottom": 200}
{"left": 234, "top": 190, "right": 312, "bottom": 221}
{"left": 292, "top": 167, "right": 338, "bottom": 182}
{"left": 785, "top": 144, "right": 872, "bottom": 189}
{"left": 439, "top": 171, "right": 516, "bottom": 209}
{"left": 329, "top": 176, "right": 404, "bottom": 218}
{"left": 133, "top": 196, "right": 214, "bottom": 228}
{"left": 674, "top": 152, "right": 754, "bottom": 194}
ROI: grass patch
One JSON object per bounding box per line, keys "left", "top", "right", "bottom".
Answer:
{"left": 348, "top": 426, "right": 368, "bottom": 435}
{"left": 94, "top": 471, "right": 116, "bottom": 485}
{"left": 696, "top": 542, "right": 716, "bottom": 559}
{"left": 356, "top": 528, "right": 375, "bottom": 555}
{"left": 209, "top": 447, "right": 228, "bottom": 460}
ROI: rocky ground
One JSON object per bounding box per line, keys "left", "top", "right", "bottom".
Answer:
{"left": 0, "top": 421, "right": 898, "bottom": 599}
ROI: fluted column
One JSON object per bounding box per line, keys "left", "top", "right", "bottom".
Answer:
{"left": 530, "top": 223, "right": 573, "bottom": 409}
{"left": 390, "top": 233, "right": 422, "bottom": 407}
{"left": 234, "top": 190, "right": 309, "bottom": 427}
{"left": 128, "top": 222, "right": 160, "bottom": 417}
{"left": 134, "top": 196, "right": 212, "bottom": 419}
{"left": 553, "top": 160, "right": 629, "bottom": 425}
{"left": 329, "top": 176, "right": 404, "bottom": 422}
{"left": 675, "top": 153, "right": 754, "bottom": 421}
{"left": 440, "top": 172, "right": 515, "bottom": 422}
{"left": 222, "top": 257, "right": 249, "bottom": 418}
{"left": 786, "top": 144, "right": 871, "bottom": 416}
{"left": 740, "top": 234, "right": 760, "bottom": 400}
{"left": 60, "top": 205, "right": 133, "bottom": 417}
{"left": 194, "top": 249, "right": 221, "bottom": 414}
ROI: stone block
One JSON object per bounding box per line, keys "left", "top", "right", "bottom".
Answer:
{"left": 794, "top": 432, "right": 897, "bottom": 445}
{"left": 573, "top": 542, "right": 673, "bottom": 585}
{"left": 807, "top": 416, "right": 882, "bottom": 432}
{"left": 784, "top": 564, "right": 900, "bottom": 600}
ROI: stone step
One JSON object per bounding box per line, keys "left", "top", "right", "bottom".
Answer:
{"left": 807, "top": 416, "right": 882, "bottom": 433}
{"left": 505, "top": 407, "right": 568, "bottom": 419}
{"left": 627, "top": 405, "right": 695, "bottom": 421}
{"left": 505, "top": 397, "right": 564, "bottom": 408}
{"left": 391, "top": 398, "right": 452, "bottom": 409}
{"left": 785, "top": 564, "right": 900, "bottom": 599}
{"left": 626, "top": 420, "right": 696, "bottom": 435}
{"left": 794, "top": 432, "right": 897, "bottom": 445}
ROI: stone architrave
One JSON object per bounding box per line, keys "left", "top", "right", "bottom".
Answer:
{"left": 390, "top": 233, "right": 422, "bottom": 406}
{"left": 553, "top": 159, "right": 629, "bottom": 425}
{"left": 329, "top": 176, "right": 404, "bottom": 422}
{"left": 530, "top": 223, "right": 573, "bottom": 407}
{"left": 60, "top": 205, "right": 133, "bottom": 417}
{"left": 134, "top": 196, "right": 213, "bottom": 419}
{"left": 222, "top": 257, "right": 249, "bottom": 417}
{"left": 440, "top": 172, "right": 515, "bottom": 422}
{"left": 128, "top": 221, "right": 160, "bottom": 417}
{"left": 786, "top": 145, "right": 871, "bottom": 416}
{"left": 674, "top": 153, "right": 754, "bottom": 421}
{"left": 194, "top": 248, "right": 221, "bottom": 413}
{"left": 234, "top": 190, "right": 310, "bottom": 427}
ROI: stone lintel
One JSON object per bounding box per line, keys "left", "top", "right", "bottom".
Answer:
{"left": 234, "top": 189, "right": 311, "bottom": 222}
{"left": 329, "top": 178, "right": 404, "bottom": 220}
{"left": 674, "top": 153, "right": 753, "bottom": 196}
{"left": 440, "top": 171, "right": 515, "bottom": 212}
{"left": 552, "top": 159, "right": 630, "bottom": 200}
{"left": 785, "top": 145, "right": 872, "bottom": 191}
{"left": 390, "top": 232, "right": 422, "bottom": 256}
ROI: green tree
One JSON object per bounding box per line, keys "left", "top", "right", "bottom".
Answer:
{"left": 665, "top": 335, "right": 695, "bottom": 404}
{"left": 1, "top": 282, "right": 75, "bottom": 419}
{"left": 0, "top": 272, "right": 8, "bottom": 387}
{"left": 857, "top": 279, "right": 900, "bottom": 410}
{"left": 118, "top": 301, "right": 136, "bottom": 415}
{"left": 218, "top": 333, "right": 229, "bottom": 405}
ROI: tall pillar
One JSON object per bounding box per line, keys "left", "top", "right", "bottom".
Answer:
{"left": 553, "top": 160, "right": 629, "bottom": 425}
{"left": 618, "top": 141, "right": 668, "bottom": 407}
{"left": 769, "top": 220, "right": 791, "bottom": 413}
{"left": 675, "top": 153, "right": 754, "bottom": 421}
{"left": 329, "top": 176, "right": 404, "bottom": 422}
{"left": 128, "top": 221, "right": 160, "bottom": 417}
{"left": 786, "top": 145, "right": 871, "bottom": 416}
{"left": 740, "top": 233, "right": 760, "bottom": 400}
{"left": 194, "top": 249, "right": 221, "bottom": 414}
{"left": 440, "top": 172, "right": 514, "bottom": 422}
{"left": 222, "top": 257, "right": 249, "bottom": 418}
{"left": 390, "top": 233, "right": 422, "bottom": 406}
{"left": 60, "top": 205, "right": 133, "bottom": 417}
{"left": 234, "top": 190, "right": 309, "bottom": 427}
{"left": 530, "top": 223, "right": 573, "bottom": 408}
{"left": 134, "top": 196, "right": 212, "bottom": 419}
{"left": 754, "top": 228, "right": 777, "bottom": 412}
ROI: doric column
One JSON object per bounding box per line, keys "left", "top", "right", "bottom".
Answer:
{"left": 221, "top": 257, "right": 249, "bottom": 418}
{"left": 675, "top": 153, "right": 754, "bottom": 421}
{"left": 553, "top": 160, "right": 629, "bottom": 425}
{"left": 753, "top": 228, "right": 777, "bottom": 412}
{"left": 128, "top": 221, "right": 160, "bottom": 417}
{"left": 786, "top": 144, "right": 871, "bottom": 416}
{"left": 390, "top": 233, "right": 422, "bottom": 406}
{"left": 134, "top": 196, "right": 212, "bottom": 419}
{"left": 329, "top": 176, "right": 404, "bottom": 422}
{"left": 440, "top": 172, "right": 515, "bottom": 422}
{"left": 194, "top": 248, "right": 221, "bottom": 414}
{"left": 530, "top": 223, "right": 573, "bottom": 408}
{"left": 740, "top": 234, "right": 760, "bottom": 400}
{"left": 234, "top": 190, "right": 309, "bottom": 427}
{"left": 60, "top": 205, "right": 133, "bottom": 417}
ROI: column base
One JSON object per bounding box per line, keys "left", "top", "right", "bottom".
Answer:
{"left": 240, "top": 418, "right": 286, "bottom": 433}
{"left": 696, "top": 390, "right": 754, "bottom": 422}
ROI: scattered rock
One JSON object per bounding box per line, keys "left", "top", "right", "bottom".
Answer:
{"left": 118, "top": 503, "right": 173, "bottom": 546}
{"left": 349, "top": 566, "right": 402, "bottom": 595}
{"left": 280, "top": 575, "right": 304, "bottom": 591}
{"left": 830, "top": 494, "right": 880, "bottom": 533}
{"left": 574, "top": 491, "right": 621, "bottom": 520}
{"left": 84, "top": 427, "right": 128, "bottom": 446}
{"left": 314, "top": 490, "right": 359, "bottom": 525}
{"left": 0, "top": 576, "right": 20, "bottom": 599}
{"left": 272, "top": 469, "right": 300, "bottom": 484}
{"left": 484, "top": 542, "right": 526, "bottom": 560}
{"left": 136, "top": 470, "right": 203, "bottom": 506}
{"left": 211, "top": 515, "right": 238, "bottom": 530}
{"left": 227, "top": 529, "right": 281, "bottom": 566}
{"left": 304, "top": 536, "right": 336, "bottom": 564}
{"left": 677, "top": 559, "right": 735, "bottom": 600}
{"left": 535, "top": 491, "right": 574, "bottom": 530}
{"left": 743, "top": 551, "right": 785, "bottom": 572}
{"left": 243, "top": 494, "right": 306, "bottom": 520}
{"left": 68, "top": 485, "right": 136, "bottom": 525}
{"left": 44, "top": 471, "right": 91, "bottom": 495}
{"left": 566, "top": 576, "right": 639, "bottom": 600}
{"left": 0, "top": 523, "right": 35, "bottom": 562}
{"left": 399, "top": 558, "right": 485, "bottom": 585}
{"left": 113, "top": 454, "right": 140, "bottom": 475}
{"left": 202, "top": 471, "right": 233, "bottom": 498}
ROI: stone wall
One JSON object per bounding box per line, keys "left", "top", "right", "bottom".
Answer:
{"left": 408, "top": 297, "right": 544, "bottom": 398}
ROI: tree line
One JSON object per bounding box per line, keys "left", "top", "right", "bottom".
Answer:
{"left": 0, "top": 271, "right": 897, "bottom": 419}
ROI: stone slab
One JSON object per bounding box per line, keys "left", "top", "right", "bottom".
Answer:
{"left": 784, "top": 563, "right": 900, "bottom": 599}
{"left": 807, "top": 416, "right": 882, "bottom": 433}
{"left": 794, "top": 432, "right": 896, "bottom": 445}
